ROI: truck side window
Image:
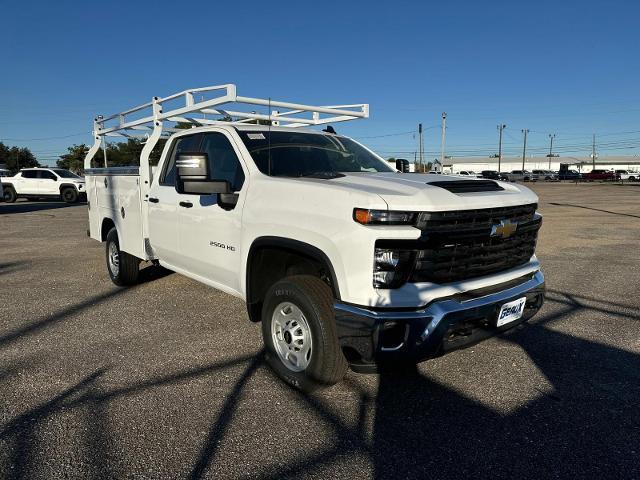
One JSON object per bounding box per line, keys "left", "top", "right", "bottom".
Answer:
{"left": 200, "top": 133, "right": 245, "bottom": 192}
{"left": 22, "top": 170, "right": 38, "bottom": 179}
{"left": 40, "top": 171, "right": 57, "bottom": 180}
{"left": 161, "top": 134, "right": 203, "bottom": 186}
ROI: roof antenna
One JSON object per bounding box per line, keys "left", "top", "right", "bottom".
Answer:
{"left": 268, "top": 97, "right": 272, "bottom": 176}
{"left": 323, "top": 125, "right": 337, "bottom": 134}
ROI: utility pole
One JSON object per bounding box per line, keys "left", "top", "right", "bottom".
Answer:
{"left": 497, "top": 124, "right": 506, "bottom": 173}
{"left": 592, "top": 133, "right": 597, "bottom": 169}
{"left": 521, "top": 129, "right": 529, "bottom": 172}
{"left": 440, "top": 112, "right": 447, "bottom": 164}
{"left": 418, "top": 123, "right": 424, "bottom": 171}
{"left": 548, "top": 133, "right": 555, "bottom": 169}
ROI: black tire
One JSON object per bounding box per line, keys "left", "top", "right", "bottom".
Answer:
{"left": 3, "top": 187, "right": 16, "bottom": 203}
{"left": 105, "top": 227, "right": 140, "bottom": 286}
{"left": 61, "top": 187, "right": 78, "bottom": 203}
{"left": 262, "top": 275, "right": 348, "bottom": 392}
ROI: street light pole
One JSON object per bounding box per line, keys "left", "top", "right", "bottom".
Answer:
{"left": 497, "top": 124, "right": 506, "bottom": 173}
{"left": 548, "top": 133, "right": 555, "bottom": 169}
{"left": 521, "top": 129, "right": 529, "bottom": 172}
{"left": 440, "top": 112, "right": 447, "bottom": 165}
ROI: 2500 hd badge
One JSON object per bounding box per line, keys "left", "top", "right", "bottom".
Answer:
{"left": 210, "top": 241, "right": 236, "bottom": 252}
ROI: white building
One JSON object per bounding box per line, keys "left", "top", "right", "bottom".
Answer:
{"left": 437, "top": 155, "right": 640, "bottom": 174}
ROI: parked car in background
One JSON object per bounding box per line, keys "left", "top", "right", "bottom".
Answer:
{"left": 583, "top": 169, "right": 618, "bottom": 181}
{"left": 615, "top": 170, "right": 640, "bottom": 181}
{"left": 1, "top": 168, "right": 86, "bottom": 203}
{"left": 558, "top": 169, "right": 582, "bottom": 181}
{"left": 505, "top": 170, "right": 537, "bottom": 182}
{"left": 480, "top": 170, "right": 509, "bottom": 181}
{"left": 532, "top": 169, "right": 558, "bottom": 181}
{"left": 0, "top": 168, "right": 11, "bottom": 177}
{"left": 457, "top": 170, "right": 479, "bottom": 177}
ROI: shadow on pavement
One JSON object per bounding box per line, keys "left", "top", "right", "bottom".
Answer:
{"left": 0, "top": 201, "right": 86, "bottom": 215}
{"left": 0, "top": 288, "right": 638, "bottom": 479}
{"left": 0, "top": 261, "right": 31, "bottom": 277}
{"left": 549, "top": 202, "right": 640, "bottom": 219}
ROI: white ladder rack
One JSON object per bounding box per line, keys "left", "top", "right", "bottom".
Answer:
{"left": 83, "top": 84, "right": 369, "bottom": 240}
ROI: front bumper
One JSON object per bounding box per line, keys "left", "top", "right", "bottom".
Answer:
{"left": 334, "top": 271, "right": 545, "bottom": 372}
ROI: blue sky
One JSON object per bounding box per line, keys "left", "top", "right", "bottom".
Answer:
{"left": 1, "top": 0, "right": 639, "bottom": 165}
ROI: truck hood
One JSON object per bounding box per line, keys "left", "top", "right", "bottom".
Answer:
{"left": 326, "top": 172, "right": 539, "bottom": 211}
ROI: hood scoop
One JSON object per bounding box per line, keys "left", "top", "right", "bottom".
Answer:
{"left": 428, "top": 180, "right": 504, "bottom": 193}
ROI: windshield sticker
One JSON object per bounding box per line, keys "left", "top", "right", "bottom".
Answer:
{"left": 247, "top": 133, "right": 266, "bottom": 140}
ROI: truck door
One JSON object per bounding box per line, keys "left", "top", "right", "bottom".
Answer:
{"left": 38, "top": 170, "right": 59, "bottom": 195}
{"left": 147, "top": 133, "right": 203, "bottom": 267}
{"left": 175, "top": 131, "right": 246, "bottom": 293}
{"left": 16, "top": 170, "right": 39, "bottom": 194}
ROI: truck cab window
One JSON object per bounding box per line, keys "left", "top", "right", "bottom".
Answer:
{"left": 200, "top": 133, "right": 245, "bottom": 192}
{"left": 40, "top": 171, "right": 57, "bottom": 180}
{"left": 22, "top": 170, "right": 38, "bottom": 178}
{"left": 161, "top": 133, "right": 203, "bottom": 186}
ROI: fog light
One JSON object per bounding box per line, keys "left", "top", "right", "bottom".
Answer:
{"left": 373, "top": 271, "right": 399, "bottom": 287}
{"left": 373, "top": 248, "right": 414, "bottom": 289}
{"left": 375, "top": 249, "right": 400, "bottom": 268}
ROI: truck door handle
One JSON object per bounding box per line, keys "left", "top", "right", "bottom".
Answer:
{"left": 148, "top": 197, "right": 159, "bottom": 203}
{"left": 179, "top": 201, "right": 193, "bottom": 208}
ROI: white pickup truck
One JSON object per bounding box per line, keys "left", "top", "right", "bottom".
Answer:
{"left": 84, "top": 85, "right": 545, "bottom": 391}
{"left": 2, "top": 167, "right": 86, "bottom": 203}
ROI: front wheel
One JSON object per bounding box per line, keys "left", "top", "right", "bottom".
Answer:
{"left": 61, "top": 187, "right": 78, "bottom": 203}
{"left": 105, "top": 227, "right": 140, "bottom": 286}
{"left": 3, "top": 187, "right": 16, "bottom": 203}
{"left": 262, "top": 275, "right": 348, "bottom": 392}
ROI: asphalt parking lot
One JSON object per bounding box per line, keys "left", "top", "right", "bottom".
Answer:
{"left": 0, "top": 183, "right": 639, "bottom": 479}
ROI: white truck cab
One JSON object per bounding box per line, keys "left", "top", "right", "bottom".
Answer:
{"left": 84, "top": 85, "right": 545, "bottom": 391}
{"left": 1, "top": 167, "right": 85, "bottom": 203}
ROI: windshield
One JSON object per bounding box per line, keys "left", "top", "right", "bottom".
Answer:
{"left": 237, "top": 130, "right": 395, "bottom": 177}
{"left": 52, "top": 169, "right": 81, "bottom": 179}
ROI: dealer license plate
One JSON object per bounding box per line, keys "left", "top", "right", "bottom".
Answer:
{"left": 496, "top": 297, "right": 527, "bottom": 327}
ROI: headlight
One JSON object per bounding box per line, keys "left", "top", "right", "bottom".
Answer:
{"left": 354, "top": 208, "right": 416, "bottom": 225}
{"left": 373, "top": 248, "right": 414, "bottom": 288}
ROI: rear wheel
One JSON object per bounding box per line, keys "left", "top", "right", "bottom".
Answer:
{"left": 3, "top": 187, "right": 16, "bottom": 203}
{"left": 61, "top": 187, "right": 78, "bottom": 203}
{"left": 262, "top": 275, "right": 348, "bottom": 392}
{"left": 105, "top": 227, "right": 140, "bottom": 286}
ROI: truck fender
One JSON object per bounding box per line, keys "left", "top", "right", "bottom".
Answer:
{"left": 244, "top": 236, "right": 342, "bottom": 322}
{"left": 59, "top": 182, "right": 78, "bottom": 193}
{"left": 100, "top": 217, "right": 118, "bottom": 242}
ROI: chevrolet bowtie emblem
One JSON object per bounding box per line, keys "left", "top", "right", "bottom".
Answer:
{"left": 491, "top": 219, "right": 518, "bottom": 239}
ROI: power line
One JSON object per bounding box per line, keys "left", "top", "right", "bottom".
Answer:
{"left": 0, "top": 132, "right": 90, "bottom": 141}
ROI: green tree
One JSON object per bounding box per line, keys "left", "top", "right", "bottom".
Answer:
{"left": 63, "top": 138, "right": 169, "bottom": 169}
{"left": 57, "top": 144, "right": 89, "bottom": 173}
{"left": 0, "top": 142, "right": 39, "bottom": 172}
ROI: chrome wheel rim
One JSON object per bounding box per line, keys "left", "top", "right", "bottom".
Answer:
{"left": 271, "top": 302, "right": 312, "bottom": 372}
{"left": 108, "top": 242, "right": 120, "bottom": 277}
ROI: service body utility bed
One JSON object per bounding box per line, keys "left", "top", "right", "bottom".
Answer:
{"left": 84, "top": 84, "right": 544, "bottom": 390}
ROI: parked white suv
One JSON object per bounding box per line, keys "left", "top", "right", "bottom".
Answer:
{"left": 1, "top": 168, "right": 85, "bottom": 203}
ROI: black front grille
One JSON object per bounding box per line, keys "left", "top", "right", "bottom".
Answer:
{"left": 376, "top": 203, "right": 541, "bottom": 285}
{"left": 412, "top": 203, "right": 540, "bottom": 283}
